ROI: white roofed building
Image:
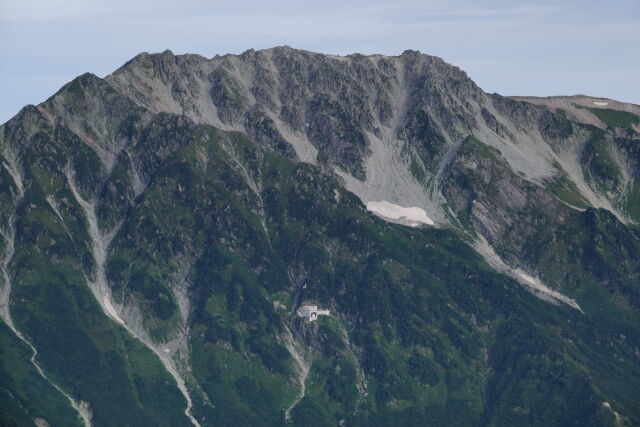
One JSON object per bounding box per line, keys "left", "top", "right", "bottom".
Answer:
{"left": 297, "top": 305, "right": 330, "bottom": 322}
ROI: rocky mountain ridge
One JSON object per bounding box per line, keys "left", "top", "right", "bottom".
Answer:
{"left": 1, "top": 47, "right": 639, "bottom": 426}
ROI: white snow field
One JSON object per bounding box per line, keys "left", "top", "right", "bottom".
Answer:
{"left": 366, "top": 201, "right": 434, "bottom": 226}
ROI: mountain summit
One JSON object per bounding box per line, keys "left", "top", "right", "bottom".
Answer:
{"left": 1, "top": 47, "right": 639, "bottom": 426}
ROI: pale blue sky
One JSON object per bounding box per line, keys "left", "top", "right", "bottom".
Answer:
{"left": 1, "top": 0, "right": 639, "bottom": 124}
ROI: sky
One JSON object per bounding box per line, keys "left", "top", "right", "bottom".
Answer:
{"left": 1, "top": 0, "right": 639, "bottom": 124}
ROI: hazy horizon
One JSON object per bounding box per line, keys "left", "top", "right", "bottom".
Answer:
{"left": 1, "top": 0, "right": 639, "bottom": 124}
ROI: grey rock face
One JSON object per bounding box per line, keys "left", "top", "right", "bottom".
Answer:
{"left": 2, "top": 46, "right": 640, "bottom": 426}
{"left": 106, "top": 48, "right": 481, "bottom": 176}
{"left": 4, "top": 46, "right": 640, "bottom": 292}
{"left": 103, "top": 48, "right": 639, "bottom": 223}
{"left": 5, "top": 47, "right": 640, "bottom": 294}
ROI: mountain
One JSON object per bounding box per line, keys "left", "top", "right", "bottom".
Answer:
{"left": 1, "top": 46, "right": 639, "bottom": 426}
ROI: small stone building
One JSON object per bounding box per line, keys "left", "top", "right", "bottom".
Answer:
{"left": 297, "top": 305, "right": 330, "bottom": 322}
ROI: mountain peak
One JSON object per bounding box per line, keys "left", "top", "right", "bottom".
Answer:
{"left": 1, "top": 47, "right": 639, "bottom": 426}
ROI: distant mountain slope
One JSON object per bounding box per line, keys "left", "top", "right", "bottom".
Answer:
{"left": 0, "top": 47, "right": 638, "bottom": 426}
{"left": 510, "top": 95, "right": 640, "bottom": 132}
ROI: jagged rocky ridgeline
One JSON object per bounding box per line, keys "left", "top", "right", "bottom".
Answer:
{"left": 1, "top": 47, "right": 639, "bottom": 426}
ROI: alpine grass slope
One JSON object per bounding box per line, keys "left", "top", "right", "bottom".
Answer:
{"left": 1, "top": 47, "right": 639, "bottom": 426}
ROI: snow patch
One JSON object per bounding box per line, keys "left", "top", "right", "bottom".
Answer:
{"left": 593, "top": 101, "right": 608, "bottom": 106}
{"left": 366, "top": 201, "right": 434, "bottom": 226}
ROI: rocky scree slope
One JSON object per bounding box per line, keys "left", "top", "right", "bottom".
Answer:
{"left": 0, "top": 46, "right": 639, "bottom": 426}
